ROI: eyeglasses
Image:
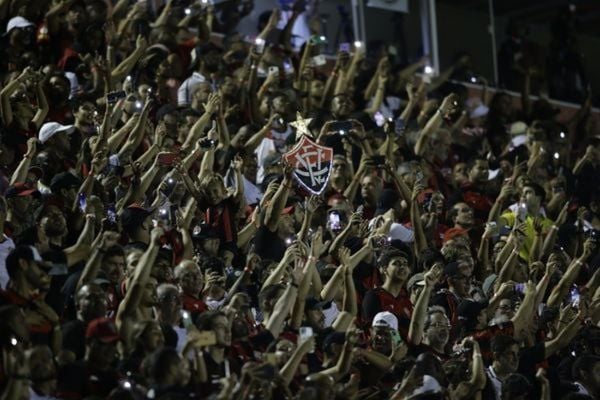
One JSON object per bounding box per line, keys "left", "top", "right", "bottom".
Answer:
{"left": 429, "top": 322, "right": 451, "bottom": 329}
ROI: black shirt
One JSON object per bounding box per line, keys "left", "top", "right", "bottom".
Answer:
{"left": 253, "top": 225, "right": 286, "bottom": 262}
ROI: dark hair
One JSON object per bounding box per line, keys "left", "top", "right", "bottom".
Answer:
{"left": 523, "top": 182, "right": 546, "bottom": 200}
{"left": 572, "top": 355, "right": 600, "bottom": 381}
{"left": 5, "top": 246, "right": 37, "bottom": 280}
{"left": 198, "top": 256, "right": 225, "bottom": 276}
{"left": 102, "top": 245, "right": 125, "bottom": 260}
{"left": 143, "top": 347, "right": 181, "bottom": 386}
{"left": 195, "top": 310, "right": 227, "bottom": 332}
{"left": 501, "top": 373, "right": 532, "bottom": 400}
{"left": 417, "top": 248, "right": 445, "bottom": 273}
{"left": 377, "top": 248, "right": 410, "bottom": 270}
{"left": 491, "top": 335, "right": 519, "bottom": 354}
{"left": 258, "top": 283, "right": 286, "bottom": 314}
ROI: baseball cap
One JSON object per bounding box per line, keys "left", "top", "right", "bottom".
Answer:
{"left": 305, "top": 297, "right": 330, "bottom": 311}
{"left": 372, "top": 311, "right": 399, "bottom": 331}
{"left": 5, "top": 16, "right": 34, "bottom": 35}
{"left": 4, "top": 182, "right": 40, "bottom": 198}
{"left": 407, "top": 272, "right": 426, "bottom": 292}
{"left": 50, "top": 172, "right": 80, "bottom": 194}
{"left": 444, "top": 262, "right": 465, "bottom": 279}
{"left": 39, "top": 122, "right": 75, "bottom": 144}
{"left": 443, "top": 227, "right": 469, "bottom": 244}
{"left": 85, "top": 317, "right": 120, "bottom": 343}
{"left": 457, "top": 300, "right": 488, "bottom": 321}
{"left": 509, "top": 121, "right": 528, "bottom": 137}
{"left": 482, "top": 274, "right": 498, "bottom": 297}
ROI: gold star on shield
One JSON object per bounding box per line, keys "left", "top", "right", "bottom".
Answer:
{"left": 290, "top": 112, "right": 313, "bottom": 138}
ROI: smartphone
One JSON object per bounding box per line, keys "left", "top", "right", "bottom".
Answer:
{"left": 570, "top": 286, "right": 581, "bottom": 308}
{"left": 157, "top": 152, "right": 179, "bottom": 166}
{"left": 254, "top": 37, "right": 266, "bottom": 54}
{"left": 394, "top": 118, "right": 406, "bottom": 136}
{"left": 517, "top": 203, "right": 528, "bottom": 222}
{"left": 107, "top": 205, "right": 117, "bottom": 224}
{"left": 486, "top": 221, "right": 499, "bottom": 236}
{"left": 310, "top": 35, "right": 327, "bottom": 45}
{"left": 312, "top": 54, "right": 327, "bottom": 67}
{"left": 514, "top": 283, "right": 525, "bottom": 295}
{"left": 199, "top": 137, "right": 217, "bottom": 149}
{"left": 331, "top": 120, "right": 353, "bottom": 134}
{"left": 374, "top": 111, "right": 386, "bottom": 127}
{"left": 106, "top": 90, "right": 127, "bottom": 104}
{"left": 78, "top": 192, "right": 87, "bottom": 213}
{"left": 181, "top": 310, "right": 194, "bottom": 331}
{"left": 157, "top": 207, "right": 172, "bottom": 229}
{"left": 339, "top": 42, "right": 351, "bottom": 53}
{"left": 299, "top": 326, "right": 314, "bottom": 353}
{"left": 328, "top": 211, "right": 341, "bottom": 231}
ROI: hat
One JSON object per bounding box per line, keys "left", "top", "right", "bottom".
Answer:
{"left": 263, "top": 152, "right": 282, "bottom": 168}
{"left": 444, "top": 262, "right": 465, "bottom": 279}
{"left": 389, "top": 223, "right": 415, "bottom": 243}
{"left": 508, "top": 121, "right": 528, "bottom": 137}
{"left": 407, "top": 272, "right": 426, "bottom": 292}
{"left": 4, "top": 182, "right": 39, "bottom": 198}
{"left": 121, "top": 204, "right": 152, "bottom": 233}
{"left": 457, "top": 300, "right": 488, "bottom": 321}
{"left": 469, "top": 104, "right": 489, "bottom": 119}
{"left": 85, "top": 317, "right": 120, "bottom": 343}
{"left": 39, "top": 122, "right": 75, "bottom": 144}
{"left": 50, "top": 172, "right": 80, "bottom": 194}
{"left": 305, "top": 297, "right": 330, "bottom": 311}
{"left": 372, "top": 311, "right": 399, "bottom": 331}
{"left": 5, "top": 16, "right": 34, "bottom": 35}
{"left": 443, "top": 227, "right": 469, "bottom": 244}
{"left": 482, "top": 274, "right": 498, "bottom": 296}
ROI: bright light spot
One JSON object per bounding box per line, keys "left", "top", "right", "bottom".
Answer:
{"left": 554, "top": 152, "right": 560, "bottom": 160}
{"left": 185, "top": 8, "right": 191, "bottom": 15}
{"left": 424, "top": 65, "right": 434, "bottom": 75}
{"left": 560, "top": 131, "right": 565, "bottom": 139}
{"left": 354, "top": 41, "right": 362, "bottom": 48}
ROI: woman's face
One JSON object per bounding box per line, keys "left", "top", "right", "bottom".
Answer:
{"left": 142, "top": 321, "right": 165, "bottom": 350}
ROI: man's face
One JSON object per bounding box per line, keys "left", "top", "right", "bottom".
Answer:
{"left": 142, "top": 277, "right": 158, "bottom": 307}
{"left": 192, "top": 82, "right": 212, "bottom": 105}
{"left": 306, "top": 309, "right": 325, "bottom": 331}
{"left": 25, "top": 259, "right": 51, "bottom": 292}
{"left": 75, "top": 102, "right": 96, "bottom": 125}
{"left": 77, "top": 285, "right": 107, "bottom": 322}
{"left": 201, "top": 238, "right": 220, "bottom": 257}
{"left": 88, "top": 340, "right": 117, "bottom": 369}
{"left": 213, "top": 315, "right": 232, "bottom": 347}
{"left": 453, "top": 203, "right": 474, "bottom": 227}
{"left": 177, "top": 264, "right": 203, "bottom": 296}
{"left": 425, "top": 312, "right": 450, "bottom": 347}
{"left": 450, "top": 274, "right": 469, "bottom": 297}
{"left": 330, "top": 95, "right": 353, "bottom": 118}
{"left": 496, "top": 299, "right": 514, "bottom": 320}
{"left": 152, "top": 258, "right": 173, "bottom": 283}
{"left": 331, "top": 159, "right": 348, "bottom": 179}
{"left": 496, "top": 344, "right": 519, "bottom": 373}
{"left": 103, "top": 255, "right": 125, "bottom": 284}
{"left": 360, "top": 176, "right": 381, "bottom": 205}
{"left": 205, "top": 177, "right": 227, "bottom": 205}
{"left": 371, "top": 326, "right": 392, "bottom": 354}
{"left": 272, "top": 95, "right": 290, "bottom": 116}
{"left": 42, "top": 206, "right": 67, "bottom": 238}
{"left": 521, "top": 186, "right": 541, "bottom": 210}
{"left": 158, "top": 288, "right": 182, "bottom": 323}
{"left": 468, "top": 160, "right": 489, "bottom": 183}
{"left": 384, "top": 256, "right": 410, "bottom": 282}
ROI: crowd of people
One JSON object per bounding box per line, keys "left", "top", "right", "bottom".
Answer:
{"left": 0, "top": 0, "right": 599, "bottom": 399}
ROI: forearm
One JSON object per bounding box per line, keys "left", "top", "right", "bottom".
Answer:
{"left": 415, "top": 111, "right": 444, "bottom": 156}
{"left": 198, "top": 148, "right": 215, "bottom": 180}
{"left": 342, "top": 167, "right": 365, "bottom": 201}
{"left": 495, "top": 249, "right": 518, "bottom": 291}
{"left": 364, "top": 82, "right": 386, "bottom": 115}
{"left": 265, "top": 181, "right": 291, "bottom": 231}
{"left": 76, "top": 248, "right": 103, "bottom": 292}
{"left": 529, "top": 233, "right": 543, "bottom": 264}
{"left": 321, "top": 266, "right": 344, "bottom": 301}
{"left": 9, "top": 155, "right": 32, "bottom": 185}
{"left": 541, "top": 227, "right": 558, "bottom": 258}
{"left": 216, "top": 114, "right": 230, "bottom": 150}
{"left": 107, "top": 119, "right": 135, "bottom": 153}
{"left": 361, "top": 348, "right": 393, "bottom": 371}
{"left": 291, "top": 262, "right": 314, "bottom": 329}
{"left": 236, "top": 222, "right": 257, "bottom": 249}
{"left": 266, "top": 285, "right": 298, "bottom": 337}
{"left": 548, "top": 259, "right": 584, "bottom": 307}
{"left": 280, "top": 347, "right": 308, "bottom": 385}
{"left": 32, "top": 86, "right": 49, "bottom": 128}
{"left": 342, "top": 269, "right": 357, "bottom": 316}
{"left": 476, "top": 237, "right": 491, "bottom": 277}
{"left": 182, "top": 112, "right": 212, "bottom": 150}
{"left": 408, "top": 285, "right": 432, "bottom": 344}
{"left": 297, "top": 211, "right": 313, "bottom": 243}
{"left": 411, "top": 200, "right": 427, "bottom": 255}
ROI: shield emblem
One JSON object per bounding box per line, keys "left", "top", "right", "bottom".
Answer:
{"left": 283, "top": 135, "right": 333, "bottom": 195}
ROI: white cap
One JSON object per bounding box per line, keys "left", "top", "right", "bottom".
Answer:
{"left": 469, "top": 104, "right": 489, "bottom": 119}
{"left": 389, "top": 222, "right": 415, "bottom": 243}
{"left": 372, "top": 311, "right": 399, "bottom": 331}
{"left": 39, "top": 122, "right": 75, "bottom": 143}
{"left": 509, "top": 121, "right": 528, "bottom": 136}
{"left": 5, "top": 16, "right": 34, "bottom": 35}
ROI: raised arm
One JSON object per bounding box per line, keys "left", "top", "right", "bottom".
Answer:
{"left": 408, "top": 266, "right": 441, "bottom": 344}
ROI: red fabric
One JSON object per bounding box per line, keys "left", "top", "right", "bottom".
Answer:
{"left": 182, "top": 293, "right": 208, "bottom": 316}
{"left": 371, "top": 287, "right": 413, "bottom": 339}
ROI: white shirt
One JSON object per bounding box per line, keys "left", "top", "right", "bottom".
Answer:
{"left": 0, "top": 235, "right": 15, "bottom": 289}
{"left": 177, "top": 72, "right": 207, "bottom": 106}
{"left": 486, "top": 366, "right": 502, "bottom": 400}
{"left": 323, "top": 301, "right": 340, "bottom": 328}
{"left": 243, "top": 176, "right": 263, "bottom": 205}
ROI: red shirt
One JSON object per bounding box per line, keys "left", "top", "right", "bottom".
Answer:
{"left": 182, "top": 293, "right": 208, "bottom": 316}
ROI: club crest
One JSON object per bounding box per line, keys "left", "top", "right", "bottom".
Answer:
{"left": 283, "top": 136, "right": 333, "bottom": 195}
